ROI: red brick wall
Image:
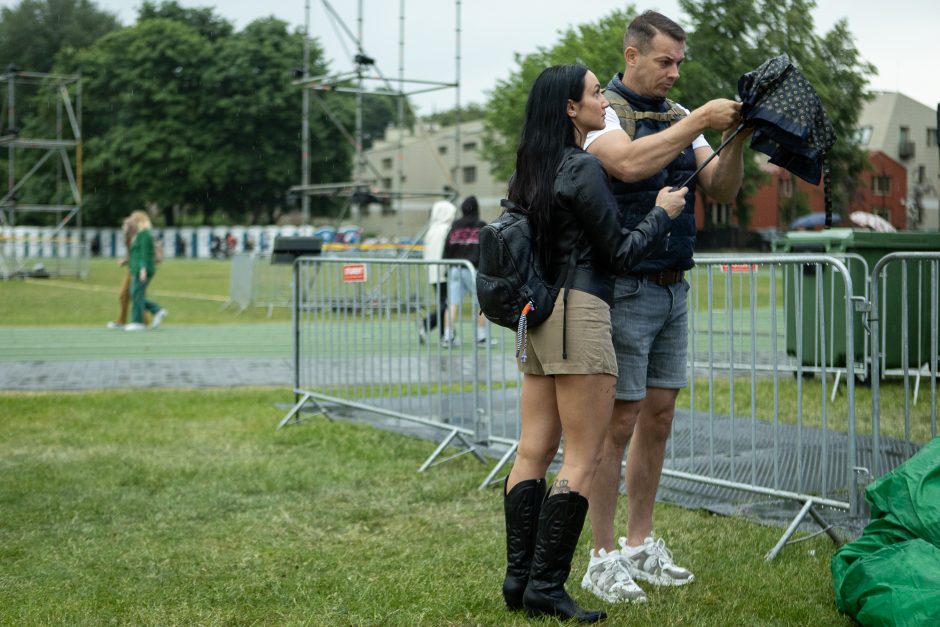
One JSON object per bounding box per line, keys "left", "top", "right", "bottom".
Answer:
{"left": 850, "top": 151, "right": 908, "bottom": 228}
{"left": 700, "top": 151, "right": 907, "bottom": 231}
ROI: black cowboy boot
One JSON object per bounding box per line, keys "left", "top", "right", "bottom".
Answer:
{"left": 522, "top": 490, "right": 607, "bottom": 623}
{"left": 502, "top": 477, "right": 546, "bottom": 610}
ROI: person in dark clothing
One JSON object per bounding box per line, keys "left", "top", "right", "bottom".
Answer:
{"left": 498, "top": 63, "right": 685, "bottom": 623}
{"left": 441, "top": 195, "right": 488, "bottom": 346}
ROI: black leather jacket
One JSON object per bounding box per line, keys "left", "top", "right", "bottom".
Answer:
{"left": 544, "top": 147, "right": 672, "bottom": 304}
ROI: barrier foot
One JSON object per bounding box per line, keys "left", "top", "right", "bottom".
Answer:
{"left": 830, "top": 371, "right": 841, "bottom": 402}
{"left": 764, "top": 499, "right": 841, "bottom": 561}
{"left": 808, "top": 504, "right": 844, "bottom": 548}
{"left": 276, "top": 393, "right": 322, "bottom": 429}
{"left": 913, "top": 361, "right": 930, "bottom": 406}
{"left": 478, "top": 442, "right": 518, "bottom": 490}
{"left": 418, "top": 429, "right": 484, "bottom": 473}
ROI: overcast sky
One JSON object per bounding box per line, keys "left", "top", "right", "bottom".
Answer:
{"left": 5, "top": 1, "right": 939, "bottom": 113}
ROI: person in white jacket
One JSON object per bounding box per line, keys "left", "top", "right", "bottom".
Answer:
{"left": 419, "top": 199, "right": 457, "bottom": 343}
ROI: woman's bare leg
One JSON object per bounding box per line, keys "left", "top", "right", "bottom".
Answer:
{"left": 550, "top": 373, "right": 616, "bottom": 496}
{"left": 506, "top": 373, "right": 562, "bottom": 493}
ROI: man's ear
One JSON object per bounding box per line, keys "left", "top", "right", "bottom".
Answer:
{"left": 624, "top": 46, "right": 638, "bottom": 68}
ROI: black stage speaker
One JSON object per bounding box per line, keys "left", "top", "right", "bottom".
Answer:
{"left": 271, "top": 236, "right": 323, "bottom": 264}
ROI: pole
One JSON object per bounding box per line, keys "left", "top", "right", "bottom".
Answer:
{"left": 397, "top": 0, "right": 405, "bottom": 233}
{"left": 354, "top": 0, "right": 365, "bottom": 217}
{"left": 454, "top": 0, "right": 462, "bottom": 193}
{"left": 301, "top": 0, "right": 311, "bottom": 224}
{"left": 7, "top": 74, "right": 14, "bottom": 210}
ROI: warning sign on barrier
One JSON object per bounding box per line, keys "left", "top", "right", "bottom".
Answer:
{"left": 720, "top": 264, "right": 759, "bottom": 273}
{"left": 342, "top": 264, "right": 367, "bottom": 282}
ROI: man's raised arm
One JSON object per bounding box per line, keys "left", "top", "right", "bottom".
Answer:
{"left": 588, "top": 98, "right": 742, "bottom": 183}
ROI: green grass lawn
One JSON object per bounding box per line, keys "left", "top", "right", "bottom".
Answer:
{"left": 682, "top": 376, "right": 937, "bottom": 444}
{"left": 0, "top": 258, "right": 292, "bottom": 326}
{"left": 0, "top": 257, "right": 795, "bottom": 327}
{"left": 0, "top": 388, "right": 850, "bottom": 626}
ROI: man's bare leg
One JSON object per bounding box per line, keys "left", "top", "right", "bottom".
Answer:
{"left": 618, "top": 387, "right": 694, "bottom": 587}
{"left": 624, "top": 387, "right": 678, "bottom": 546}
{"left": 588, "top": 398, "right": 641, "bottom": 552}
{"left": 581, "top": 398, "right": 649, "bottom": 604}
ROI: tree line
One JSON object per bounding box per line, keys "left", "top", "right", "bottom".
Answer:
{"left": 1, "top": 0, "right": 406, "bottom": 227}
{"left": 481, "top": 0, "right": 876, "bottom": 227}
{"left": 3, "top": 1, "right": 875, "bottom": 229}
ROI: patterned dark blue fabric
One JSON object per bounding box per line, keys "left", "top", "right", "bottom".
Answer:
{"left": 738, "top": 54, "right": 836, "bottom": 185}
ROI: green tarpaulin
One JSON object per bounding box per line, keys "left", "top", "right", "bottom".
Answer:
{"left": 831, "top": 437, "right": 940, "bottom": 626}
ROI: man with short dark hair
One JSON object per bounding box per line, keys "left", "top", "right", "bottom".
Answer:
{"left": 580, "top": 10, "right": 749, "bottom": 604}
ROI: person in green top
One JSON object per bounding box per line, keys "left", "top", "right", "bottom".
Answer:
{"left": 125, "top": 210, "right": 167, "bottom": 331}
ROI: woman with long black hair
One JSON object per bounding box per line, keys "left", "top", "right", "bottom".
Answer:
{"left": 500, "top": 64, "right": 687, "bottom": 622}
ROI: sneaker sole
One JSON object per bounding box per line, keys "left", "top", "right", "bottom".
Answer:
{"left": 632, "top": 571, "right": 695, "bottom": 587}
{"left": 580, "top": 572, "right": 648, "bottom": 604}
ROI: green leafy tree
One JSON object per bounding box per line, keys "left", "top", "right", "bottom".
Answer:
{"left": 421, "top": 102, "right": 486, "bottom": 127}
{"left": 56, "top": 17, "right": 217, "bottom": 225}
{"left": 482, "top": 9, "right": 630, "bottom": 181}
{"left": 137, "top": 0, "right": 233, "bottom": 42}
{"left": 360, "top": 91, "right": 416, "bottom": 150}
{"left": 680, "top": 0, "right": 875, "bottom": 220}
{"left": 198, "top": 18, "right": 351, "bottom": 224}
{"left": 0, "top": 0, "right": 120, "bottom": 73}
{"left": 0, "top": 0, "right": 121, "bottom": 224}
{"left": 46, "top": 6, "right": 353, "bottom": 226}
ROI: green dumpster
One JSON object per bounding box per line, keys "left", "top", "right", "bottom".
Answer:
{"left": 773, "top": 229, "right": 940, "bottom": 373}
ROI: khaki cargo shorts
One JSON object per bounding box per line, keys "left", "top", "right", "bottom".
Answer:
{"left": 518, "top": 289, "right": 617, "bottom": 377}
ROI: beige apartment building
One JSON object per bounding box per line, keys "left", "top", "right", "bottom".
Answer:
{"left": 856, "top": 92, "right": 939, "bottom": 230}
{"left": 358, "top": 120, "right": 508, "bottom": 239}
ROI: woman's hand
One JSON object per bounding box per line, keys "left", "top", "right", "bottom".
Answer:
{"left": 655, "top": 186, "right": 688, "bottom": 220}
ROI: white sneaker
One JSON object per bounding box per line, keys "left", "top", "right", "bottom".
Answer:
{"left": 124, "top": 323, "right": 146, "bottom": 332}
{"left": 151, "top": 309, "right": 168, "bottom": 329}
{"left": 106, "top": 321, "right": 124, "bottom": 329}
{"left": 619, "top": 536, "right": 695, "bottom": 587}
{"left": 581, "top": 548, "right": 647, "bottom": 603}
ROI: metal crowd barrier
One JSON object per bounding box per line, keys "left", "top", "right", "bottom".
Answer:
{"left": 0, "top": 229, "right": 89, "bottom": 279}
{"left": 678, "top": 254, "right": 862, "bottom": 557}
{"left": 868, "top": 252, "right": 939, "bottom": 479}
{"left": 279, "top": 252, "right": 935, "bottom": 557}
{"left": 226, "top": 249, "right": 423, "bottom": 316}
{"left": 277, "top": 257, "right": 518, "bottom": 472}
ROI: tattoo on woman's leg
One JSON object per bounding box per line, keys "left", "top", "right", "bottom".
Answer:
{"left": 551, "top": 479, "right": 570, "bottom": 496}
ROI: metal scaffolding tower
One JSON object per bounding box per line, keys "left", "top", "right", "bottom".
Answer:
{"left": 290, "top": 0, "right": 462, "bottom": 228}
{"left": 1, "top": 69, "right": 84, "bottom": 279}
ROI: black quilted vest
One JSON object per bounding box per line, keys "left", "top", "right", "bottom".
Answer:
{"left": 605, "top": 74, "right": 698, "bottom": 272}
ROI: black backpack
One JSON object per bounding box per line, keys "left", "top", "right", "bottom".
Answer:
{"left": 476, "top": 199, "right": 577, "bottom": 360}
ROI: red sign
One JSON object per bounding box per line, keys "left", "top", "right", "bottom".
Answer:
{"left": 720, "top": 264, "right": 760, "bottom": 273}
{"left": 342, "top": 264, "right": 367, "bottom": 282}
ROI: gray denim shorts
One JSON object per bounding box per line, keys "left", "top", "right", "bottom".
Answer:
{"left": 610, "top": 275, "right": 689, "bottom": 400}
